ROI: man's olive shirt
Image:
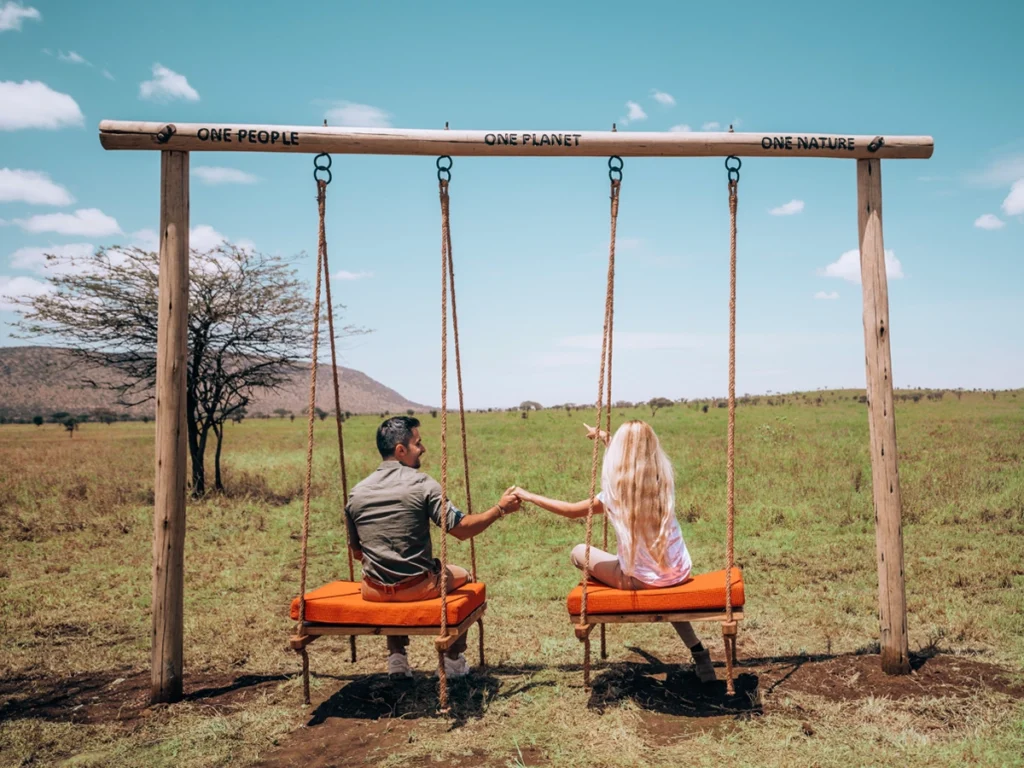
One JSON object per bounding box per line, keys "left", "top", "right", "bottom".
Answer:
{"left": 345, "top": 460, "right": 464, "bottom": 586}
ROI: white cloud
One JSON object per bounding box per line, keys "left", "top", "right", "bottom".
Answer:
{"left": 190, "top": 224, "right": 229, "bottom": 253}
{"left": 0, "top": 275, "right": 51, "bottom": 311}
{"left": 193, "top": 166, "right": 259, "bottom": 185}
{"left": 651, "top": 90, "right": 675, "bottom": 107}
{"left": 814, "top": 291, "right": 839, "bottom": 300}
{"left": 669, "top": 124, "right": 692, "bottom": 132}
{"left": 102, "top": 69, "right": 114, "bottom": 81}
{"left": 621, "top": 101, "right": 647, "bottom": 126}
{"left": 974, "top": 213, "right": 1005, "bottom": 230}
{"left": 1002, "top": 179, "right": 1024, "bottom": 216}
{"left": 0, "top": 80, "right": 84, "bottom": 130}
{"left": 58, "top": 50, "right": 89, "bottom": 65}
{"left": 819, "top": 249, "right": 904, "bottom": 284}
{"left": 324, "top": 101, "right": 392, "bottom": 128}
{"left": 701, "top": 121, "right": 721, "bottom": 131}
{"left": 0, "top": 168, "right": 73, "bottom": 205}
{"left": 187, "top": 225, "right": 254, "bottom": 256}
{"left": 334, "top": 270, "right": 373, "bottom": 281}
{"left": 559, "top": 332, "right": 707, "bottom": 351}
{"left": 10, "top": 242, "right": 94, "bottom": 274}
{"left": 770, "top": 200, "right": 805, "bottom": 216}
{"left": 139, "top": 64, "right": 199, "bottom": 102}
{"left": 130, "top": 228, "right": 159, "bottom": 251}
{"left": 14, "top": 208, "right": 121, "bottom": 236}
{"left": 968, "top": 155, "right": 1024, "bottom": 187}
{"left": 0, "top": 2, "right": 40, "bottom": 32}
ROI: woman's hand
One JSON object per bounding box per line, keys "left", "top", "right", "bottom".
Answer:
{"left": 583, "top": 423, "right": 610, "bottom": 446}
{"left": 511, "top": 486, "right": 534, "bottom": 505}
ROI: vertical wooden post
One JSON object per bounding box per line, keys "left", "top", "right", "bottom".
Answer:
{"left": 152, "top": 150, "right": 190, "bottom": 704}
{"left": 857, "top": 158, "right": 910, "bottom": 675}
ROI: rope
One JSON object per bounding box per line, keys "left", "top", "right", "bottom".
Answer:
{"left": 581, "top": 176, "right": 621, "bottom": 686}
{"left": 437, "top": 177, "right": 451, "bottom": 712}
{"left": 599, "top": 178, "right": 618, "bottom": 662}
{"left": 724, "top": 176, "right": 738, "bottom": 695}
{"left": 296, "top": 179, "right": 327, "bottom": 705}
{"left": 445, "top": 226, "right": 477, "bottom": 582}
{"left": 444, "top": 206, "right": 484, "bottom": 668}
{"left": 319, "top": 180, "right": 357, "bottom": 664}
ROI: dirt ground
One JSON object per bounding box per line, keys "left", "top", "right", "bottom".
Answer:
{"left": 3, "top": 650, "right": 1021, "bottom": 768}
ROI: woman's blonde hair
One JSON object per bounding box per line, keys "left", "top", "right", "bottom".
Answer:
{"left": 601, "top": 420, "right": 676, "bottom": 575}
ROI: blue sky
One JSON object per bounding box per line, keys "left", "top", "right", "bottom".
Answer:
{"left": 1, "top": 1, "right": 1022, "bottom": 409}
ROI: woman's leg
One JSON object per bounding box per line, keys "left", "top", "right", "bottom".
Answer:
{"left": 672, "top": 621, "right": 716, "bottom": 683}
{"left": 570, "top": 544, "right": 631, "bottom": 590}
{"left": 671, "top": 621, "right": 700, "bottom": 648}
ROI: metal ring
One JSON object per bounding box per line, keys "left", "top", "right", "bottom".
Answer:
{"left": 314, "top": 167, "right": 332, "bottom": 185}
{"left": 436, "top": 155, "right": 453, "bottom": 183}
{"left": 314, "top": 152, "right": 332, "bottom": 170}
{"left": 726, "top": 155, "right": 741, "bottom": 183}
{"left": 868, "top": 136, "right": 885, "bottom": 153}
{"left": 608, "top": 155, "right": 624, "bottom": 181}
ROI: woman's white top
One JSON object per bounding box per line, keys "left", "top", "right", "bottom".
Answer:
{"left": 597, "top": 491, "right": 692, "bottom": 587}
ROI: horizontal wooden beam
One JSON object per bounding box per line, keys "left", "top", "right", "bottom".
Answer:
{"left": 99, "top": 121, "right": 934, "bottom": 159}
{"left": 298, "top": 602, "right": 487, "bottom": 638}
{"left": 570, "top": 610, "right": 744, "bottom": 625}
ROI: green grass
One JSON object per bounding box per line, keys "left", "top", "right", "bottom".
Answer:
{"left": 2, "top": 391, "right": 1023, "bottom": 767}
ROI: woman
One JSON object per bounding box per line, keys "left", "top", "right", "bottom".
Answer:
{"left": 513, "top": 420, "right": 716, "bottom": 683}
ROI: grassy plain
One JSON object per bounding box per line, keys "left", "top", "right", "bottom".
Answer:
{"left": 2, "top": 392, "right": 1023, "bottom": 767}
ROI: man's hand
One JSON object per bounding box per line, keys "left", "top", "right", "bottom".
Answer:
{"left": 498, "top": 486, "right": 521, "bottom": 515}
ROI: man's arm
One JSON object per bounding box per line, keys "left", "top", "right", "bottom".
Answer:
{"left": 344, "top": 508, "right": 363, "bottom": 560}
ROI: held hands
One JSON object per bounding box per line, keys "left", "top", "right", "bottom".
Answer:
{"left": 583, "top": 422, "right": 611, "bottom": 446}
{"left": 498, "top": 486, "right": 522, "bottom": 516}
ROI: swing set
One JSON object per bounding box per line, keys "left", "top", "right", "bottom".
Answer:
{"left": 98, "top": 120, "right": 933, "bottom": 707}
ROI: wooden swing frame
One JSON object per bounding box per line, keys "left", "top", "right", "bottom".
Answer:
{"left": 97, "top": 120, "right": 932, "bottom": 704}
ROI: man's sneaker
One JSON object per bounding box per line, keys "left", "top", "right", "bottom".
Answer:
{"left": 692, "top": 648, "right": 717, "bottom": 683}
{"left": 387, "top": 652, "right": 412, "bottom": 678}
{"left": 437, "top": 653, "right": 470, "bottom": 679}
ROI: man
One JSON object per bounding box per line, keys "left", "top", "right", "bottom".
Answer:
{"left": 345, "top": 415, "right": 520, "bottom": 679}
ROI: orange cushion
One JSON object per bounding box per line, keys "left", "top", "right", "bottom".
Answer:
{"left": 566, "top": 568, "right": 744, "bottom": 615}
{"left": 290, "top": 580, "right": 486, "bottom": 626}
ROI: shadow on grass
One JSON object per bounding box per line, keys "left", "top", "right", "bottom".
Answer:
{"left": 308, "top": 671, "right": 502, "bottom": 728}
{"left": 587, "top": 647, "right": 761, "bottom": 718}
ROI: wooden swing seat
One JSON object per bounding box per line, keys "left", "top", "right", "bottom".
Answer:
{"left": 567, "top": 568, "right": 744, "bottom": 627}
{"left": 289, "top": 580, "right": 487, "bottom": 650}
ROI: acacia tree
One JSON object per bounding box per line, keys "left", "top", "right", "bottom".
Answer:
{"left": 14, "top": 245, "right": 361, "bottom": 497}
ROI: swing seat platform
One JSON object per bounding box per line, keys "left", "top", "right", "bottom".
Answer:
{"left": 567, "top": 568, "right": 744, "bottom": 626}
{"left": 289, "top": 580, "right": 487, "bottom": 650}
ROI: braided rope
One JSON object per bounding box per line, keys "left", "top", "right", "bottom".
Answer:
{"left": 296, "top": 180, "right": 327, "bottom": 705}
{"left": 446, "top": 231, "right": 477, "bottom": 582}
{"left": 599, "top": 179, "right": 619, "bottom": 662}
{"left": 437, "top": 178, "right": 451, "bottom": 711}
{"left": 582, "top": 177, "right": 621, "bottom": 686}
{"left": 724, "top": 177, "right": 738, "bottom": 695}
{"left": 444, "top": 212, "right": 484, "bottom": 668}
{"left": 318, "top": 182, "right": 356, "bottom": 664}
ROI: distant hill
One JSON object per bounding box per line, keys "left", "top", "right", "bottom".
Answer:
{"left": 0, "top": 346, "right": 427, "bottom": 421}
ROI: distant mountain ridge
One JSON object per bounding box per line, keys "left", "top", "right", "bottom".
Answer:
{"left": 0, "top": 346, "right": 426, "bottom": 420}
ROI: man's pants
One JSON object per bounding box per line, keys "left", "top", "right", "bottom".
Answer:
{"left": 361, "top": 564, "right": 471, "bottom": 659}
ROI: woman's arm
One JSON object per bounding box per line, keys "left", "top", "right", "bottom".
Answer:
{"left": 514, "top": 487, "right": 603, "bottom": 519}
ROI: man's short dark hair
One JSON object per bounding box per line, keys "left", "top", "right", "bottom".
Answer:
{"left": 376, "top": 416, "right": 421, "bottom": 458}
